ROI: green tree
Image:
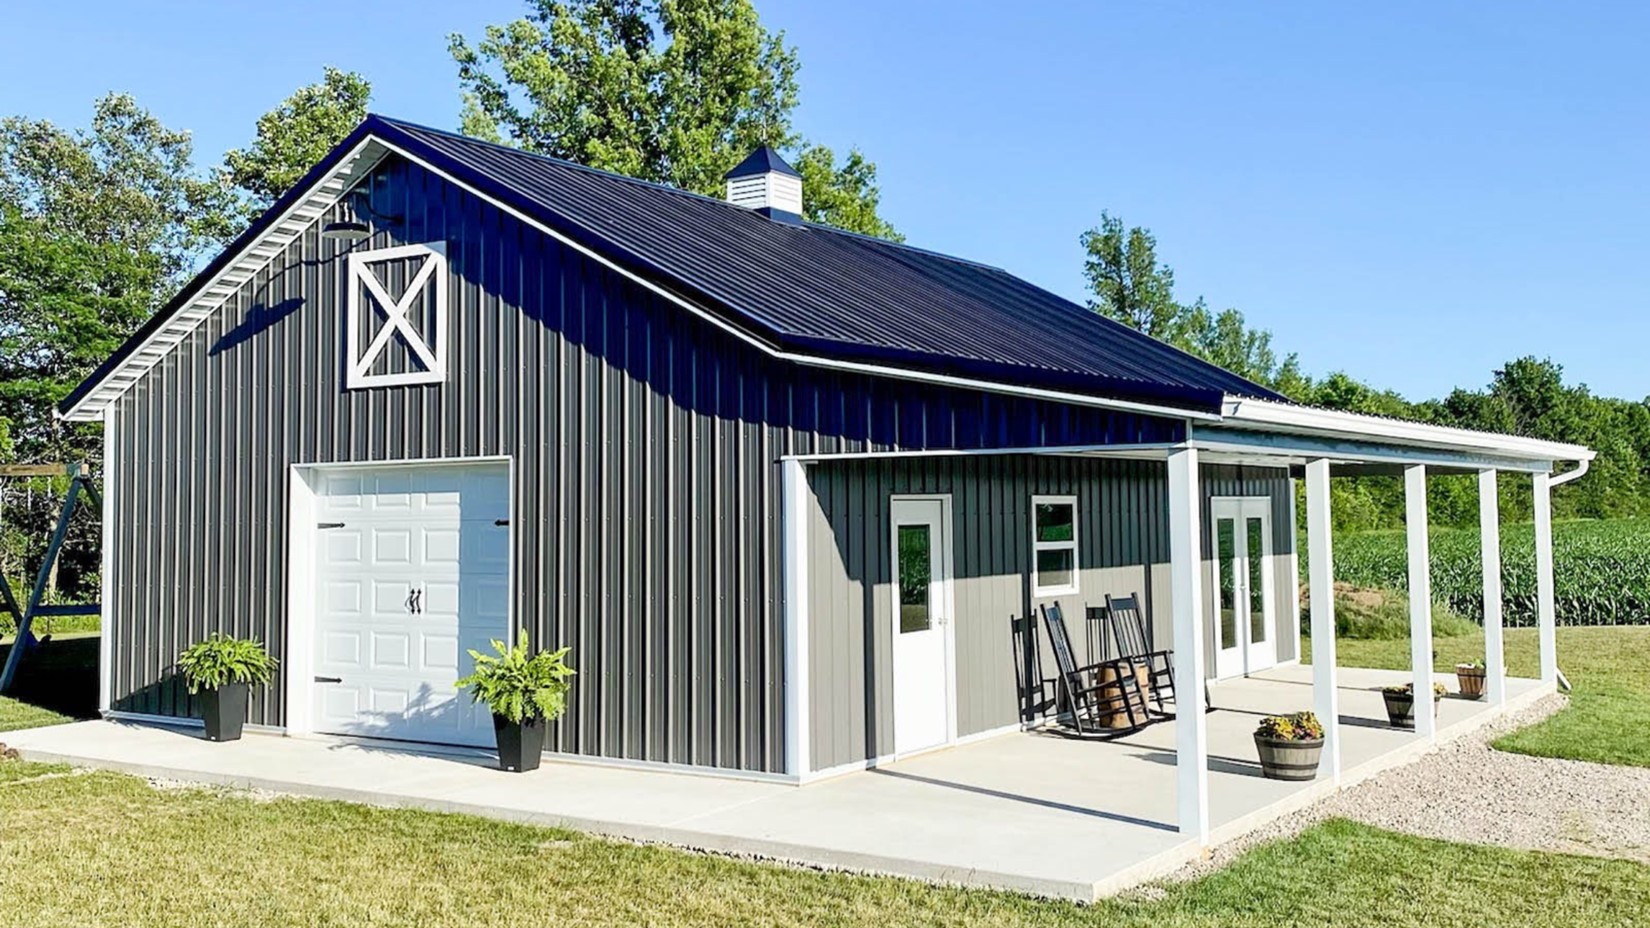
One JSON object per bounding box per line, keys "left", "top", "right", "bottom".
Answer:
{"left": 1080, "top": 211, "right": 1181, "bottom": 339}
{"left": 223, "top": 67, "right": 372, "bottom": 211}
{"left": 0, "top": 94, "right": 233, "bottom": 463}
{"left": 449, "top": 0, "right": 899, "bottom": 238}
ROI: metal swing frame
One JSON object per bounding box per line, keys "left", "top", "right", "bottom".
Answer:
{"left": 0, "top": 463, "right": 102, "bottom": 694}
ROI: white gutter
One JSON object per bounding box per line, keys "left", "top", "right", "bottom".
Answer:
{"left": 1221, "top": 396, "right": 1594, "bottom": 464}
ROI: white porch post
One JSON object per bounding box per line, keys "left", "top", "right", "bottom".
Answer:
{"left": 781, "top": 458, "right": 812, "bottom": 778}
{"left": 1405, "top": 465, "right": 1436, "bottom": 740}
{"left": 1167, "top": 446, "right": 1209, "bottom": 844}
{"left": 1305, "top": 458, "right": 1340, "bottom": 782}
{"left": 1479, "top": 469, "right": 1506, "bottom": 704}
{"left": 1534, "top": 471, "right": 1558, "bottom": 684}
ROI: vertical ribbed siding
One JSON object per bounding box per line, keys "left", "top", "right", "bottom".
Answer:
{"left": 106, "top": 155, "right": 1186, "bottom": 774}
{"left": 804, "top": 457, "right": 1293, "bottom": 772}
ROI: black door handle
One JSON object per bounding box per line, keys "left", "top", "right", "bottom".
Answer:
{"left": 314, "top": 676, "right": 342, "bottom": 684}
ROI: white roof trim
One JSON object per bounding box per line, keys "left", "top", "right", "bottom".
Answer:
{"left": 58, "top": 139, "right": 389, "bottom": 422}
{"left": 1220, "top": 396, "right": 1594, "bottom": 464}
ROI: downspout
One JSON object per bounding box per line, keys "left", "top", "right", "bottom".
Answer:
{"left": 1547, "top": 458, "right": 1590, "bottom": 487}
{"left": 1544, "top": 458, "right": 1589, "bottom": 692}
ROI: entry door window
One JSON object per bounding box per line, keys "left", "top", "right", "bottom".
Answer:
{"left": 890, "top": 497, "right": 952, "bottom": 756}
{"left": 1210, "top": 497, "right": 1277, "bottom": 678}
{"left": 897, "top": 524, "right": 933, "bottom": 633}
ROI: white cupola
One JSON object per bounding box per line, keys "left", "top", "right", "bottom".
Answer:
{"left": 724, "top": 145, "right": 803, "bottom": 222}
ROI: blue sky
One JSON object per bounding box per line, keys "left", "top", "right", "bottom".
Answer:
{"left": 4, "top": 2, "right": 1646, "bottom": 400}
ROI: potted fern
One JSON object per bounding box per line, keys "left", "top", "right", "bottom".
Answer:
{"left": 1455, "top": 658, "right": 1487, "bottom": 699}
{"left": 177, "top": 634, "right": 278, "bottom": 742}
{"left": 1381, "top": 682, "right": 1447, "bottom": 728}
{"left": 1253, "top": 711, "right": 1324, "bottom": 781}
{"left": 456, "top": 632, "right": 575, "bottom": 773}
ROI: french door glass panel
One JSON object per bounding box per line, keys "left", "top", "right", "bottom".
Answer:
{"left": 1210, "top": 499, "right": 1276, "bottom": 677}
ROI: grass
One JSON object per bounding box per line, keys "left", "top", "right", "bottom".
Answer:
{"left": 0, "top": 759, "right": 1646, "bottom": 927}
{"left": 1325, "top": 583, "right": 1478, "bottom": 640}
{"left": 0, "top": 632, "right": 99, "bottom": 733}
{"left": 1305, "top": 625, "right": 1650, "bottom": 767}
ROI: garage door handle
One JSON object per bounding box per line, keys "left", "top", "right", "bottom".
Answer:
{"left": 314, "top": 676, "right": 342, "bottom": 684}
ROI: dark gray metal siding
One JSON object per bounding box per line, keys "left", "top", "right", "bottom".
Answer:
{"left": 106, "top": 154, "right": 1185, "bottom": 774}
{"left": 803, "top": 457, "right": 1293, "bottom": 772}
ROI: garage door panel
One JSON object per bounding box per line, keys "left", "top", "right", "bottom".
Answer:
{"left": 312, "top": 463, "right": 510, "bottom": 749}
{"left": 423, "top": 527, "right": 461, "bottom": 565}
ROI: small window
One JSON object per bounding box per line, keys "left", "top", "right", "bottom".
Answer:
{"left": 1031, "top": 495, "right": 1079, "bottom": 596}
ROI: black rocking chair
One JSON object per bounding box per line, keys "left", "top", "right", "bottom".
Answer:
{"left": 1038, "top": 601, "right": 1151, "bottom": 736}
{"left": 1099, "top": 592, "right": 1203, "bottom": 717}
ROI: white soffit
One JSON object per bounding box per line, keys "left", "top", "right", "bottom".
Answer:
{"left": 58, "top": 139, "right": 391, "bottom": 422}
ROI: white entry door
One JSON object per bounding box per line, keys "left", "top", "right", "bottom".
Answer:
{"left": 312, "top": 463, "right": 511, "bottom": 747}
{"left": 1211, "top": 497, "right": 1278, "bottom": 679}
{"left": 890, "top": 496, "right": 954, "bottom": 755}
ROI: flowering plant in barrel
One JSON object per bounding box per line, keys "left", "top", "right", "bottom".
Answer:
{"left": 1253, "top": 711, "right": 1324, "bottom": 780}
{"left": 1456, "top": 658, "right": 1487, "bottom": 700}
{"left": 1381, "top": 682, "right": 1448, "bottom": 728}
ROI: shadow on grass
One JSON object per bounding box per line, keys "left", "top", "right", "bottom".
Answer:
{"left": 0, "top": 634, "right": 100, "bottom": 722}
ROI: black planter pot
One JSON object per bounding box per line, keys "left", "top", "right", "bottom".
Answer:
{"left": 199, "top": 682, "right": 248, "bottom": 742}
{"left": 1254, "top": 734, "right": 1324, "bottom": 781}
{"left": 493, "top": 714, "right": 546, "bottom": 773}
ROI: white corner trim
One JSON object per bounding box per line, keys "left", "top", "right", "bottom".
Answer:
{"left": 781, "top": 459, "right": 811, "bottom": 777}
{"left": 1220, "top": 396, "right": 1593, "bottom": 463}
{"left": 97, "top": 406, "right": 116, "bottom": 713}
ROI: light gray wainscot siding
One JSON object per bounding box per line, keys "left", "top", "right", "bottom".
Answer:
{"left": 803, "top": 457, "right": 1294, "bottom": 773}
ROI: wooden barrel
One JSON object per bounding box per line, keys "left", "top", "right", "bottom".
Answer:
{"left": 1098, "top": 661, "right": 1151, "bottom": 728}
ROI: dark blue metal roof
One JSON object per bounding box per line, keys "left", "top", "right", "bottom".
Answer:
{"left": 62, "top": 115, "right": 1281, "bottom": 416}
{"left": 725, "top": 145, "right": 800, "bottom": 179}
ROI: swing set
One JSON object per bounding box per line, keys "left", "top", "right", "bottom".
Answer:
{"left": 0, "top": 462, "right": 102, "bottom": 695}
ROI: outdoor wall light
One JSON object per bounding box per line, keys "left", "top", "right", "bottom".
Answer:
{"left": 321, "top": 189, "right": 404, "bottom": 244}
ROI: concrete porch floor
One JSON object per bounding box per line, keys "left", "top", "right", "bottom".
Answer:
{"left": 5, "top": 665, "right": 1549, "bottom": 902}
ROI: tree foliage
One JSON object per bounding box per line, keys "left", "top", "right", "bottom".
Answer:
{"left": 222, "top": 67, "right": 372, "bottom": 211}
{"left": 1079, "top": 212, "right": 1650, "bottom": 530}
{"left": 1080, "top": 211, "right": 1303, "bottom": 394}
{"left": 450, "top": 0, "right": 899, "bottom": 239}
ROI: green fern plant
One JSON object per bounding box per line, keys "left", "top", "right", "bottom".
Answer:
{"left": 177, "top": 634, "right": 277, "bottom": 694}
{"left": 456, "top": 632, "right": 575, "bottom": 724}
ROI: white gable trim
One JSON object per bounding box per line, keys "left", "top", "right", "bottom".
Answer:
{"left": 58, "top": 139, "right": 391, "bottom": 422}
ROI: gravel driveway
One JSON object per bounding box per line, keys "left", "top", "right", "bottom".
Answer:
{"left": 1166, "top": 694, "right": 1650, "bottom": 884}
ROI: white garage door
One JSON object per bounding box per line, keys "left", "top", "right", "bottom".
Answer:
{"left": 311, "top": 463, "right": 511, "bottom": 747}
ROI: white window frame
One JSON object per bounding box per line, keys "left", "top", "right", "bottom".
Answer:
{"left": 1030, "top": 494, "right": 1080, "bottom": 597}
{"left": 345, "top": 241, "right": 448, "bottom": 389}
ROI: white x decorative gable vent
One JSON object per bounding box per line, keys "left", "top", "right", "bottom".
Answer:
{"left": 345, "top": 242, "right": 449, "bottom": 389}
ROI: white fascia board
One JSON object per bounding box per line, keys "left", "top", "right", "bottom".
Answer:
{"left": 1220, "top": 396, "right": 1594, "bottom": 464}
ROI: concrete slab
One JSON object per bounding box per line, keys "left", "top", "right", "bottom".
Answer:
{"left": 3, "top": 666, "right": 1550, "bottom": 901}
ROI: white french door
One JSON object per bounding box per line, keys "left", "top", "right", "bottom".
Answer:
{"left": 1211, "top": 497, "right": 1277, "bottom": 679}
{"left": 890, "top": 496, "right": 955, "bottom": 756}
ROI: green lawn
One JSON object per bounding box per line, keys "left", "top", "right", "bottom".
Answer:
{"left": 1305, "top": 625, "right": 1650, "bottom": 767}
{"left": 0, "top": 632, "right": 99, "bottom": 733}
{"left": 0, "top": 758, "right": 1646, "bottom": 927}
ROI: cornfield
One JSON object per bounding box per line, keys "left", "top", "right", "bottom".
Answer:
{"left": 1330, "top": 519, "right": 1650, "bottom": 626}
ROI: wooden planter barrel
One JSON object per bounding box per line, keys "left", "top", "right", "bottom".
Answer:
{"left": 1456, "top": 665, "right": 1486, "bottom": 700}
{"left": 1382, "top": 690, "right": 1442, "bottom": 728}
{"left": 1254, "top": 734, "right": 1324, "bottom": 781}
